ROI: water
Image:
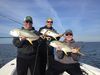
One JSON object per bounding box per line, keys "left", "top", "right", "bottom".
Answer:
{"left": 80, "top": 42, "right": 100, "bottom": 68}
{"left": 0, "top": 44, "right": 16, "bottom": 68}
{"left": 0, "top": 42, "right": 100, "bottom": 69}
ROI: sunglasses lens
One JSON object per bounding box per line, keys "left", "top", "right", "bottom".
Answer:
{"left": 47, "top": 21, "right": 53, "bottom": 23}
{"left": 66, "top": 33, "right": 72, "bottom": 36}
{"left": 25, "top": 21, "right": 32, "bottom": 23}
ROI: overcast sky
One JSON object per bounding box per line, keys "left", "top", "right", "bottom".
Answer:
{"left": 0, "top": 0, "right": 100, "bottom": 43}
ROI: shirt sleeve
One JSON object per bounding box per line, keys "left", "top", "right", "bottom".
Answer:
{"left": 13, "top": 37, "right": 25, "bottom": 48}
{"left": 56, "top": 50, "right": 65, "bottom": 59}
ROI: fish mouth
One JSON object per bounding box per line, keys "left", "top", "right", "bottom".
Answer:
{"left": 10, "top": 30, "right": 19, "bottom": 37}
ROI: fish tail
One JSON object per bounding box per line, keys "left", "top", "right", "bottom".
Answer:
{"left": 78, "top": 52, "right": 85, "bottom": 56}
{"left": 27, "top": 38, "right": 33, "bottom": 45}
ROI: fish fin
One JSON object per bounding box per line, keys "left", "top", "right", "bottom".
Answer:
{"left": 64, "top": 52, "right": 67, "bottom": 55}
{"left": 76, "top": 48, "right": 85, "bottom": 56}
{"left": 78, "top": 52, "right": 85, "bottom": 56}
{"left": 44, "top": 30, "right": 48, "bottom": 35}
{"left": 58, "top": 34, "right": 64, "bottom": 38}
{"left": 54, "top": 37, "right": 57, "bottom": 40}
{"left": 62, "top": 48, "right": 68, "bottom": 55}
{"left": 26, "top": 38, "right": 33, "bottom": 45}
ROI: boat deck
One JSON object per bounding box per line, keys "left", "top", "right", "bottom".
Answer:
{"left": 0, "top": 58, "right": 100, "bottom": 75}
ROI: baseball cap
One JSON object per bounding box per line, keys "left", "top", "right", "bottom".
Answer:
{"left": 65, "top": 29, "right": 73, "bottom": 35}
{"left": 24, "top": 16, "right": 33, "bottom": 23}
{"left": 46, "top": 18, "right": 53, "bottom": 22}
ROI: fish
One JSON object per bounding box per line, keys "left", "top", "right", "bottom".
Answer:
{"left": 10, "top": 28, "right": 39, "bottom": 44}
{"left": 50, "top": 40, "right": 71, "bottom": 55}
{"left": 50, "top": 40, "right": 84, "bottom": 55}
{"left": 40, "top": 29, "right": 63, "bottom": 39}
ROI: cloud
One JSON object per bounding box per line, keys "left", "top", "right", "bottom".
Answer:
{"left": 0, "top": 0, "right": 42, "bottom": 30}
{"left": 0, "top": 0, "right": 39, "bottom": 22}
{"left": 0, "top": 24, "right": 18, "bottom": 36}
{"left": 34, "top": 0, "right": 65, "bottom": 32}
{"left": 0, "top": 0, "right": 100, "bottom": 42}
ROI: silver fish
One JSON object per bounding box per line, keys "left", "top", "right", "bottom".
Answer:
{"left": 50, "top": 40, "right": 84, "bottom": 55}
{"left": 40, "top": 29, "right": 62, "bottom": 39}
{"left": 10, "top": 28, "right": 39, "bottom": 44}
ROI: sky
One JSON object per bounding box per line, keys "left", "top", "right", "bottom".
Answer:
{"left": 0, "top": 0, "right": 100, "bottom": 44}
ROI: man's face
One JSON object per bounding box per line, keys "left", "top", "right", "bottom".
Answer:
{"left": 24, "top": 20, "right": 32, "bottom": 29}
{"left": 46, "top": 20, "right": 53, "bottom": 28}
{"left": 65, "top": 33, "right": 73, "bottom": 41}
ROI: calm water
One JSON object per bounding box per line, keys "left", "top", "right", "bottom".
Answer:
{"left": 0, "top": 42, "right": 100, "bottom": 69}
{"left": 0, "top": 44, "right": 16, "bottom": 68}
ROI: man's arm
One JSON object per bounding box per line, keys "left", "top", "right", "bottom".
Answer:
{"left": 13, "top": 37, "right": 25, "bottom": 48}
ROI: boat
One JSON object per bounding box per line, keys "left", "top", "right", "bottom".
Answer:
{"left": 0, "top": 58, "right": 100, "bottom": 75}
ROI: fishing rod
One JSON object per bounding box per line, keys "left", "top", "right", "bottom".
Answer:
{"left": 0, "top": 37, "right": 41, "bottom": 38}
{"left": 0, "top": 15, "right": 22, "bottom": 25}
{"left": 0, "top": 37, "right": 14, "bottom": 38}
{"left": 0, "top": 15, "right": 23, "bottom": 39}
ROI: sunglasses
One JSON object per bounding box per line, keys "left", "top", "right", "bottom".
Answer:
{"left": 47, "top": 21, "right": 53, "bottom": 23}
{"left": 66, "top": 33, "right": 73, "bottom": 36}
{"left": 25, "top": 20, "right": 32, "bottom": 24}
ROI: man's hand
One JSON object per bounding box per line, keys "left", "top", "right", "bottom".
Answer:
{"left": 71, "top": 47, "right": 80, "bottom": 53}
{"left": 56, "top": 47, "right": 62, "bottom": 51}
{"left": 40, "top": 35, "right": 52, "bottom": 40}
{"left": 40, "top": 35, "right": 45, "bottom": 39}
{"left": 19, "top": 36, "right": 26, "bottom": 41}
{"left": 46, "top": 36, "right": 51, "bottom": 40}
